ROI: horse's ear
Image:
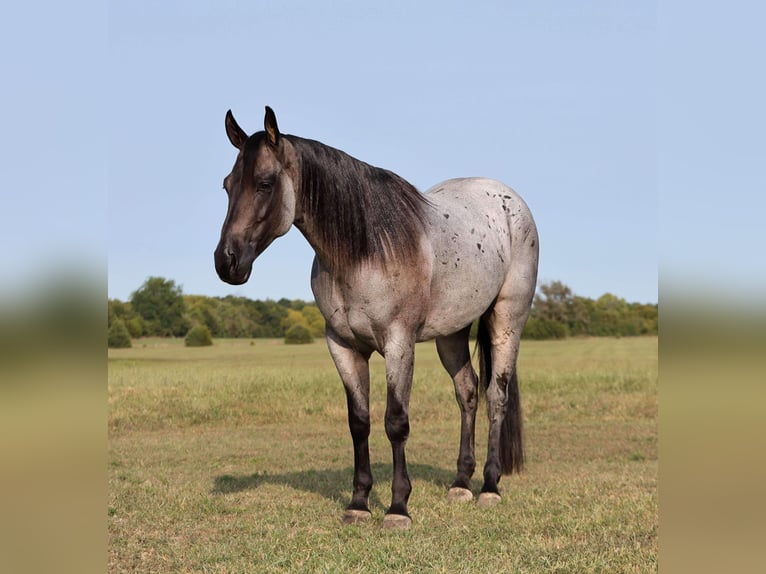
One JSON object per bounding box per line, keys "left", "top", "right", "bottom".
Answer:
{"left": 225, "top": 110, "right": 248, "bottom": 149}
{"left": 264, "top": 106, "right": 280, "bottom": 147}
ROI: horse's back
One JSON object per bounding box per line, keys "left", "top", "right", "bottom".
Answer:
{"left": 424, "top": 177, "right": 537, "bottom": 262}
{"left": 425, "top": 178, "right": 535, "bottom": 231}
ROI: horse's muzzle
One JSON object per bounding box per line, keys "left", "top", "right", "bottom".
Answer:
{"left": 214, "top": 239, "right": 255, "bottom": 285}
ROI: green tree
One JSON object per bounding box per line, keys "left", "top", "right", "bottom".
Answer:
{"left": 282, "top": 309, "right": 309, "bottom": 332}
{"left": 130, "top": 277, "right": 189, "bottom": 336}
{"left": 630, "top": 302, "right": 658, "bottom": 335}
{"left": 185, "top": 295, "right": 223, "bottom": 336}
{"left": 219, "top": 300, "right": 250, "bottom": 337}
{"left": 534, "top": 281, "right": 573, "bottom": 321}
{"left": 126, "top": 315, "right": 145, "bottom": 338}
{"left": 108, "top": 299, "right": 131, "bottom": 327}
{"left": 566, "top": 296, "right": 591, "bottom": 336}
{"left": 522, "top": 317, "right": 568, "bottom": 340}
{"left": 108, "top": 319, "right": 132, "bottom": 348}
{"left": 531, "top": 281, "right": 574, "bottom": 337}
{"left": 254, "top": 299, "right": 289, "bottom": 337}
{"left": 301, "top": 305, "right": 325, "bottom": 337}
{"left": 526, "top": 281, "right": 658, "bottom": 339}
{"left": 590, "top": 293, "right": 629, "bottom": 336}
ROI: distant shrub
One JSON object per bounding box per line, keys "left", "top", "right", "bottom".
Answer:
{"left": 522, "top": 317, "right": 568, "bottom": 340}
{"left": 126, "top": 315, "right": 145, "bottom": 338}
{"left": 185, "top": 324, "right": 213, "bottom": 347}
{"left": 284, "top": 324, "right": 314, "bottom": 344}
{"left": 108, "top": 319, "right": 132, "bottom": 348}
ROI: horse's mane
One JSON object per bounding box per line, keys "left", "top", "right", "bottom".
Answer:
{"left": 287, "top": 136, "right": 431, "bottom": 271}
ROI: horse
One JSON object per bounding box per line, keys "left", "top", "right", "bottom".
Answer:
{"left": 214, "top": 107, "right": 539, "bottom": 529}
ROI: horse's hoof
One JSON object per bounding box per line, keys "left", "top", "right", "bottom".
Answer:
{"left": 341, "top": 509, "right": 371, "bottom": 525}
{"left": 477, "top": 492, "right": 502, "bottom": 507}
{"left": 381, "top": 513, "right": 412, "bottom": 530}
{"left": 447, "top": 486, "right": 474, "bottom": 503}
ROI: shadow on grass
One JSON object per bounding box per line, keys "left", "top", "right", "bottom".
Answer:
{"left": 212, "top": 463, "right": 456, "bottom": 510}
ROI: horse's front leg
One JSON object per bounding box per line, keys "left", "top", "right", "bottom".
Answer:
{"left": 326, "top": 328, "right": 373, "bottom": 524}
{"left": 381, "top": 332, "right": 416, "bottom": 529}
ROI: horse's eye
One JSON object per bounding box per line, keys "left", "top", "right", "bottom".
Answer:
{"left": 256, "top": 180, "right": 274, "bottom": 193}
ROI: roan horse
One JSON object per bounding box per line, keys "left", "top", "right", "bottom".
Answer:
{"left": 214, "top": 107, "right": 539, "bottom": 529}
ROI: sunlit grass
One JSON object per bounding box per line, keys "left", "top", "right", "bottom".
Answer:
{"left": 109, "top": 336, "right": 657, "bottom": 573}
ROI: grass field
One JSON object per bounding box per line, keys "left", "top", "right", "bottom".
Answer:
{"left": 108, "top": 336, "right": 657, "bottom": 573}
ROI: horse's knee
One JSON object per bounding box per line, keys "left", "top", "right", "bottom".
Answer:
{"left": 347, "top": 411, "right": 370, "bottom": 438}
{"left": 384, "top": 406, "right": 410, "bottom": 443}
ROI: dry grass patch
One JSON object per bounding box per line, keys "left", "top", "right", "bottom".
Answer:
{"left": 109, "top": 336, "right": 657, "bottom": 573}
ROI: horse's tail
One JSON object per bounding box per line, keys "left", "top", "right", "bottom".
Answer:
{"left": 476, "top": 317, "right": 524, "bottom": 475}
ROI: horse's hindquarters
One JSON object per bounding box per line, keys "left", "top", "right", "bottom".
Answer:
{"left": 419, "top": 178, "right": 535, "bottom": 339}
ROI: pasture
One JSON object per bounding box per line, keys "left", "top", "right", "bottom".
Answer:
{"left": 108, "top": 336, "right": 657, "bottom": 573}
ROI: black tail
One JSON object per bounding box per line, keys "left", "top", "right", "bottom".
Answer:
{"left": 476, "top": 317, "right": 525, "bottom": 474}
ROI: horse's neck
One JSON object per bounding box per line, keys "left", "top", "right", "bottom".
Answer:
{"left": 292, "top": 211, "right": 331, "bottom": 267}
{"left": 289, "top": 135, "right": 429, "bottom": 276}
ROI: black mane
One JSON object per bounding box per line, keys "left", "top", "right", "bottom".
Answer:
{"left": 287, "top": 136, "right": 431, "bottom": 271}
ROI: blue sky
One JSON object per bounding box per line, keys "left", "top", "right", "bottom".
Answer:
{"left": 3, "top": 2, "right": 765, "bottom": 306}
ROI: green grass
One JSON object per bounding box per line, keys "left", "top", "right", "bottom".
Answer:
{"left": 109, "top": 336, "right": 657, "bottom": 573}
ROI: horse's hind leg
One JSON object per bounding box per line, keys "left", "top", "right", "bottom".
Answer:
{"left": 326, "top": 328, "right": 374, "bottom": 524}
{"left": 478, "top": 288, "right": 533, "bottom": 507}
{"left": 436, "top": 326, "right": 478, "bottom": 502}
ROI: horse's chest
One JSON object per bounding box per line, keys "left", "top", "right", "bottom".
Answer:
{"left": 318, "top": 297, "right": 392, "bottom": 351}
{"left": 312, "top": 263, "right": 428, "bottom": 350}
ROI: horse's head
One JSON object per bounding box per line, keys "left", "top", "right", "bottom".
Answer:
{"left": 214, "top": 107, "right": 298, "bottom": 285}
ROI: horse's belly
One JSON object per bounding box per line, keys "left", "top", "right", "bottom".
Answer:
{"left": 419, "top": 253, "right": 507, "bottom": 340}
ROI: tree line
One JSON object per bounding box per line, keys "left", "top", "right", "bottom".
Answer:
{"left": 523, "top": 280, "right": 657, "bottom": 339}
{"left": 108, "top": 277, "right": 657, "bottom": 346}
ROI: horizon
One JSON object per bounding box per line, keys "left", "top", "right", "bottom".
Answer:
{"left": 108, "top": 275, "right": 657, "bottom": 307}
